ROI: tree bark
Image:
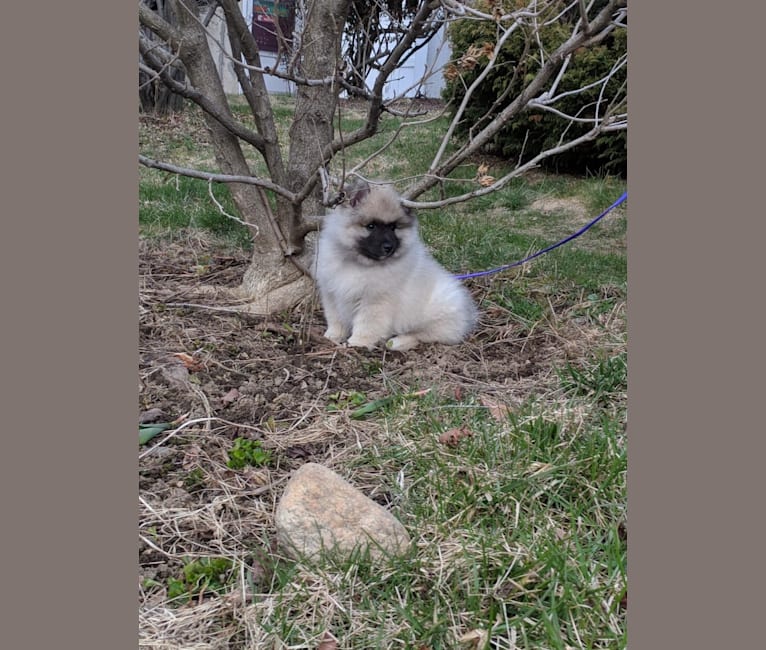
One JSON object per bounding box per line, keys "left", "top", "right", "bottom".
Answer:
{"left": 139, "top": 0, "right": 185, "bottom": 114}
{"left": 169, "top": 0, "right": 311, "bottom": 313}
{"left": 287, "top": 0, "right": 351, "bottom": 218}
{"left": 240, "top": 0, "right": 353, "bottom": 310}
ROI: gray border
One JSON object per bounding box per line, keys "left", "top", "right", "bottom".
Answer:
{"left": 629, "top": 2, "right": 764, "bottom": 647}
{"left": 3, "top": 1, "right": 764, "bottom": 648}
{"left": 2, "top": 3, "right": 137, "bottom": 648}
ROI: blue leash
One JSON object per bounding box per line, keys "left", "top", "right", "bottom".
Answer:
{"left": 454, "top": 191, "right": 627, "bottom": 280}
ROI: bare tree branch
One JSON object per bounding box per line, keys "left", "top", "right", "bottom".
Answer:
{"left": 218, "top": 0, "right": 288, "bottom": 186}
{"left": 206, "top": 177, "right": 259, "bottom": 234}
{"left": 139, "top": 32, "right": 268, "bottom": 153}
{"left": 310, "top": 0, "right": 444, "bottom": 170}
{"left": 404, "top": 0, "right": 627, "bottom": 200}
{"left": 428, "top": 18, "right": 524, "bottom": 175}
{"left": 202, "top": 0, "right": 221, "bottom": 27}
{"left": 139, "top": 154, "right": 298, "bottom": 203}
{"left": 139, "top": 2, "right": 181, "bottom": 45}
{"left": 402, "top": 116, "right": 623, "bottom": 210}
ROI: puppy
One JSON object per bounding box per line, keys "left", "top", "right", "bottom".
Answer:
{"left": 314, "top": 181, "right": 478, "bottom": 351}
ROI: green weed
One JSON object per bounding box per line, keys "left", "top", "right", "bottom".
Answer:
{"left": 166, "top": 557, "right": 237, "bottom": 605}
{"left": 226, "top": 437, "right": 272, "bottom": 469}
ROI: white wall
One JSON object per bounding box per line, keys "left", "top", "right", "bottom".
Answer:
{"left": 206, "top": 9, "right": 239, "bottom": 94}
{"left": 423, "top": 24, "right": 452, "bottom": 99}
{"left": 364, "top": 24, "right": 450, "bottom": 99}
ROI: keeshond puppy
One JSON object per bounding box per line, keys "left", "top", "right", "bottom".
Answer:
{"left": 315, "top": 181, "right": 478, "bottom": 351}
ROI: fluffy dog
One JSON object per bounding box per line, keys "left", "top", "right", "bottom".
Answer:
{"left": 314, "top": 181, "right": 478, "bottom": 351}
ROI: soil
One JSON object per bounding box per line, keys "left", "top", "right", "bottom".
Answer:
{"left": 139, "top": 236, "right": 567, "bottom": 430}
{"left": 138, "top": 233, "right": 571, "bottom": 595}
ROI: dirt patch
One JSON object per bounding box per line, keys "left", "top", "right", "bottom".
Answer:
{"left": 139, "top": 235, "right": 566, "bottom": 431}
{"left": 138, "top": 232, "right": 594, "bottom": 604}
{"left": 529, "top": 196, "right": 588, "bottom": 221}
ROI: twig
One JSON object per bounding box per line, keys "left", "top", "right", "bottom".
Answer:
{"left": 402, "top": 122, "right": 618, "bottom": 209}
{"left": 139, "top": 155, "right": 298, "bottom": 203}
{"left": 139, "top": 416, "right": 216, "bottom": 460}
{"left": 207, "top": 179, "right": 260, "bottom": 236}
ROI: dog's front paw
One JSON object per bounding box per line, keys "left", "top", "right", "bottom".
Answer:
{"left": 324, "top": 327, "right": 349, "bottom": 344}
{"left": 386, "top": 334, "right": 420, "bottom": 351}
{"left": 346, "top": 333, "right": 380, "bottom": 350}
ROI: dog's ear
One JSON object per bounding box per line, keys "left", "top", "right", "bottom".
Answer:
{"left": 345, "top": 178, "right": 371, "bottom": 207}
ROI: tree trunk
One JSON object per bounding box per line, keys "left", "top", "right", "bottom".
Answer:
{"left": 241, "top": 0, "right": 352, "bottom": 312}
{"left": 287, "top": 0, "right": 351, "bottom": 218}
{"left": 171, "top": 0, "right": 312, "bottom": 313}
{"left": 139, "top": 1, "right": 185, "bottom": 114}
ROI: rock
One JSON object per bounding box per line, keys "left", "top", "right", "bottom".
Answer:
{"left": 138, "top": 407, "right": 166, "bottom": 424}
{"left": 275, "top": 463, "right": 411, "bottom": 563}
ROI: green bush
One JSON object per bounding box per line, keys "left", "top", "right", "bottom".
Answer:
{"left": 443, "top": 1, "right": 626, "bottom": 176}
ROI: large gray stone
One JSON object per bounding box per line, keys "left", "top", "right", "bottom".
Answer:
{"left": 274, "top": 463, "right": 411, "bottom": 562}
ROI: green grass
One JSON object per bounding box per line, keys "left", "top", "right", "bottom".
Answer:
{"left": 139, "top": 171, "right": 253, "bottom": 247}
{"left": 541, "top": 248, "right": 626, "bottom": 293}
{"left": 240, "top": 390, "right": 626, "bottom": 648}
{"left": 139, "top": 96, "right": 626, "bottom": 649}
{"left": 580, "top": 174, "right": 628, "bottom": 214}
{"left": 559, "top": 351, "right": 628, "bottom": 405}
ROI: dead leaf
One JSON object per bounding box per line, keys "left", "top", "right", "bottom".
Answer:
{"left": 480, "top": 395, "right": 511, "bottom": 421}
{"left": 438, "top": 426, "right": 474, "bottom": 447}
{"left": 459, "top": 628, "right": 488, "bottom": 648}
{"left": 221, "top": 388, "right": 240, "bottom": 405}
{"left": 444, "top": 63, "right": 459, "bottom": 81}
{"left": 173, "top": 352, "right": 204, "bottom": 372}
{"left": 317, "top": 631, "right": 338, "bottom": 650}
{"left": 476, "top": 163, "right": 495, "bottom": 187}
{"left": 173, "top": 352, "right": 195, "bottom": 367}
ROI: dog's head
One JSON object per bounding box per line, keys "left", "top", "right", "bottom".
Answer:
{"left": 341, "top": 181, "right": 417, "bottom": 263}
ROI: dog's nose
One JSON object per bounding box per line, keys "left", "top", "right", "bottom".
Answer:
{"left": 382, "top": 242, "right": 394, "bottom": 255}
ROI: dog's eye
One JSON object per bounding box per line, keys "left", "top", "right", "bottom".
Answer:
{"left": 365, "top": 223, "right": 375, "bottom": 231}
